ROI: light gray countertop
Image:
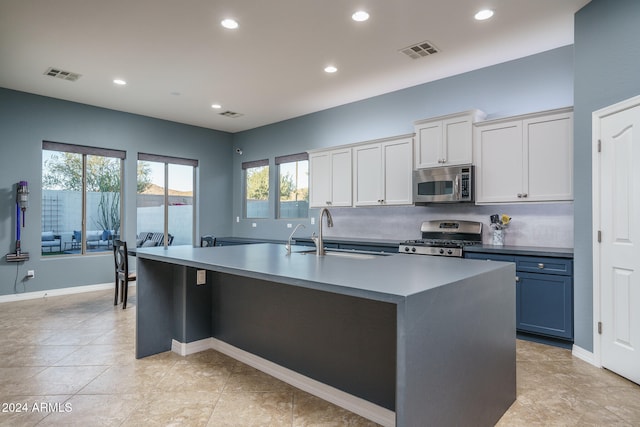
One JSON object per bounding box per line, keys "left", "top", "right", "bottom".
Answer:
{"left": 135, "top": 243, "right": 512, "bottom": 303}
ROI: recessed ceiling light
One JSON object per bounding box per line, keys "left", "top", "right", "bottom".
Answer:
{"left": 352, "top": 11, "right": 369, "bottom": 22}
{"left": 113, "top": 79, "right": 127, "bottom": 85}
{"left": 211, "top": 104, "right": 222, "bottom": 109}
{"left": 221, "top": 18, "right": 239, "bottom": 29}
{"left": 324, "top": 65, "right": 338, "bottom": 73}
{"left": 474, "top": 9, "right": 494, "bottom": 20}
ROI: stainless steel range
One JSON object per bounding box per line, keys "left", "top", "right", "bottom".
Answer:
{"left": 399, "top": 220, "right": 483, "bottom": 257}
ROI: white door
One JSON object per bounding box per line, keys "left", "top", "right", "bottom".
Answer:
{"left": 596, "top": 99, "right": 640, "bottom": 385}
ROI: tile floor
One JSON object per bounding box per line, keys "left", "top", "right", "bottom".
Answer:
{"left": 0, "top": 288, "right": 638, "bottom": 426}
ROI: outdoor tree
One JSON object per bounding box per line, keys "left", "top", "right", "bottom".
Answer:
{"left": 246, "top": 166, "right": 269, "bottom": 200}
{"left": 43, "top": 152, "right": 153, "bottom": 233}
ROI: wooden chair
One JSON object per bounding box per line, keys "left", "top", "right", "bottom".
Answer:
{"left": 113, "top": 239, "right": 136, "bottom": 309}
{"left": 200, "top": 235, "right": 216, "bottom": 247}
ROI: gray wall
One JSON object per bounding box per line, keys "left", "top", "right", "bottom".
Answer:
{"left": 0, "top": 88, "right": 233, "bottom": 296}
{"left": 573, "top": 0, "right": 640, "bottom": 352}
{"left": 230, "top": 46, "right": 575, "bottom": 241}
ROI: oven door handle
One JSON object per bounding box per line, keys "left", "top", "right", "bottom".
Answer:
{"left": 454, "top": 175, "right": 460, "bottom": 200}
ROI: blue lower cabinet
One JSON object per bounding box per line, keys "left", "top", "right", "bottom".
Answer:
{"left": 517, "top": 272, "right": 573, "bottom": 339}
{"left": 465, "top": 251, "right": 573, "bottom": 342}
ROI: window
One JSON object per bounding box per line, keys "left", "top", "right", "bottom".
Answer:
{"left": 243, "top": 159, "right": 269, "bottom": 219}
{"left": 137, "top": 153, "right": 197, "bottom": 247}
{"left": 276, "top": 153, "right": 309, "bottom": 219}
{"left": 42, "top": 141, "right": 124, "bottom": 255}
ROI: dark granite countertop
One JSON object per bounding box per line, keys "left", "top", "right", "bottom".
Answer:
{"left": 464, "top": 245, "right": 573, "bottom": 259}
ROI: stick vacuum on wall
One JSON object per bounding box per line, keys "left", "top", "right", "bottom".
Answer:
{"left": 7, "top": 181, "right": 30, "bottom": 262}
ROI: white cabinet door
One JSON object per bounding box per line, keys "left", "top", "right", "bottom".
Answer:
{"left": 382, "top": 137, "right": 413, "bottom": 205}
{"left": 309, "top": 152, "right": 332, "bottom": 207}
{"left": 443, "top": 116, "right": 474, "bottom": 166}
{"left": 525, "top": 112, "right": 573, "bottom": 202}
{"left": 474, "top": 108, "right": 573, "bottom": 204}
{"left": 415, "top": 121, "right": 442, "bottom": 168}
{"left": 309, "top": 149, "right": 352, "bottom": 208}
{"left": 414, "top": 110, "right": 484, "bottom": 169}
{"left": 475, "top": 121, "right": 524, "bottom": 203}
{"left": 354, "top": 144, "right": 383, "bottom": 206}
{"left": 330, "top": 149, "right": 352, "bottom": 207}
{"left": 354, "top": 136, "right": 413, "bottom": 206}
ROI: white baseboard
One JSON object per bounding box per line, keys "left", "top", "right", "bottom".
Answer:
{"left": 171, "top": 337, "right": 395, "bottom": 427}
{"left": 572, "top": 344, "right": 598, "bottom": 367}
{"left": 0, "top": 282, "right": 133, "bottom": 304}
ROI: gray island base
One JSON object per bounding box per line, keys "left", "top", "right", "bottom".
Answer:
{"left": 135, "top": 243, "right": 516, "bottom": 427}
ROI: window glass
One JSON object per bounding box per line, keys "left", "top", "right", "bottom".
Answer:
{"left": 136, "top": 154, "right": 196, "bottom": 247}
{"left": 42, "top": 144, "right": 122, "bottom": 255}
{"left": 245, "top": 164, "right": 270, "bottom": 219}
{"left": 278, "top": 159, "right": 308, "bottom": 218}
{"left": 168, "top": 163, "right": 193, "bottom": 245}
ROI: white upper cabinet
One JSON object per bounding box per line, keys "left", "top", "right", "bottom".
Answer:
{"left": 474, "top": 107, "right": 574, "bottom": 204}
{"left": 353, "top": 135, "right": 413, "bottom": 206}
{"left": 414, "top": 110, "right": 486, "bottom": 168}
{"left": 309, "top": 148, "right": 352, "bottom": 208}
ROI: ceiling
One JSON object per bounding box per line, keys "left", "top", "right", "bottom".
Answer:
{"left": 0, "top": 0, "right": 590, "bottom": 133}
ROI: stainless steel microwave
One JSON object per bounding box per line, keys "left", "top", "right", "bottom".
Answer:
{"left": 413, "top": 165, "right": 474, "bottom": 204}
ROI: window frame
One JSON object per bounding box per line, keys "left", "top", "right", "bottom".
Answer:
{"left": 242, "top": 159, "right": 270, "bottom": 219}
{"left": 137, "top": 152, "right": 198, "bottom": 247}
{"left": 42, "top": 141, "right": 125, "bottom": 256}
{"left": 275, "top": 153, "right": 309, "bottom": 219}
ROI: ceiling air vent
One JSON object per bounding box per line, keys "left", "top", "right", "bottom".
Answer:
{"left": 399, "top": 41, "right": 439, "bottom": 59}
{"left": 44, "top": 67, "right": 81, "bottom": 82}
{"left": 219, "top": 110, "right": 244, "bottom": 118}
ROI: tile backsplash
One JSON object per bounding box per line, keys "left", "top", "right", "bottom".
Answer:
{"left": 321, "top": 202, "right": 573, "bottom": 248}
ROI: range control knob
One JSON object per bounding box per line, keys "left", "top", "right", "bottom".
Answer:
{"left": 404, "top": 246, "right": 410, "bottom": 252}
{"left": 439, "top": 248, "right": 445, "bottom": 255}
{"left": 447, "top": 249, "right": 453, "bottom": 255}
{"left": 411, "top": 247, "right": 417, "bottom": 253}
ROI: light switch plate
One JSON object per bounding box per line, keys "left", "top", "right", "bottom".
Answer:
{"left": 196, "top": 270, "right": 206, "bottom": 285}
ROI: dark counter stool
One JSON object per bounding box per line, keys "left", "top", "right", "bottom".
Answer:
{"left": 113, "top": 239, "right": 136, "bottom": 309}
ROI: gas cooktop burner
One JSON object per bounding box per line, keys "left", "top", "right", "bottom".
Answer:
{"left": 398, "top": 220, "right": 483, "bottom": 257}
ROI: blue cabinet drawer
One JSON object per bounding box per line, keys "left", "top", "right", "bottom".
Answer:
{"left": 464, "top": 252, "right": 516, "bottom": 263}
{"left": 516, "top": 257, "right": 572, "bottom": 276}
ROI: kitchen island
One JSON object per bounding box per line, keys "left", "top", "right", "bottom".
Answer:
{"left": 135, "top": 243, "right": 515, "bottom": 427}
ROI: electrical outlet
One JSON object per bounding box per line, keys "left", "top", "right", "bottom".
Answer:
{"left": 287, "top": 223, "right": 292, "bottom": 228}
{"left": 236, "top": 216, "right": 240, "bottom": 223}
{"left": 252, "top": 222, "right": 257, "bottom": 228}
{"left": 196, "top": 270, "right": 206, "bottom": 285}
{"left": 27, "top": 270, "right": 35, "bottom": 278}
{"left": 310, "top": 217, "right": 315, "bottom": 225}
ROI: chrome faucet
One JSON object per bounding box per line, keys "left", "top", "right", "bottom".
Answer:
{"left": 312, "top": 208, "right": 333, "bottom": 256}
{"left": 285, "top": 224, "right": 306, "bottom": 255}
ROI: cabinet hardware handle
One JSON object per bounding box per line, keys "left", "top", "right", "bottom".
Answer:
{"left": 522, "top": 193, "right": 528, "bottom": 198}
{"left": 326, "top": 201, "right": 332, "bottom": 205}
{"left": 515, "top": 276, "right": 520, "bottom": 282}
{"left": 538, "top": 263, "right": 545, "bottom": 269}
{"left": 517, "top": 193, "right": 522, "bottom": 198}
